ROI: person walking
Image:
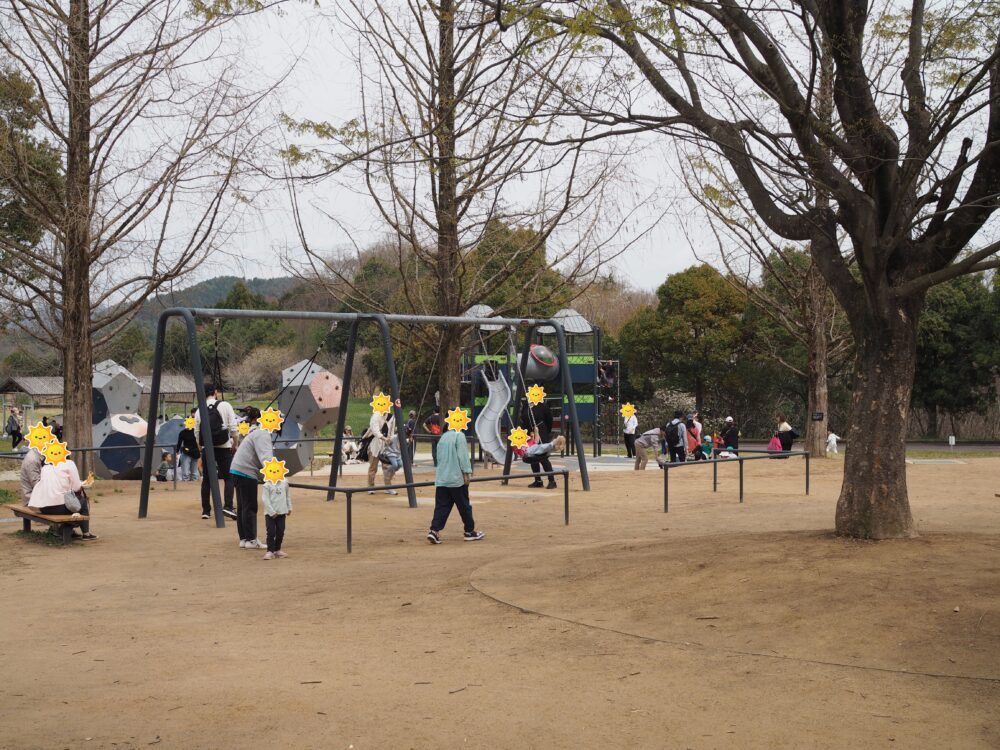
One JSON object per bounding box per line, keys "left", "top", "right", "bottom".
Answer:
{"left": 426, "top": 426, "right": 485, "bottom": 544}
{"left": 633, "top": 426, "right": 664, "bottom": 470}
{"left": 827, "top": 430, "right": 841, "bottom": 454}
{"left": 228, "top": 406, "right": 271, "bottom": 550}
{"left": 175, "top": 408, "right": 200, "bottom": 481}
{"left": 195, "top": 384, "right": 238, "bottom": 520}
{"left": 666, "top": 411, "right": 688, "bottom": 463}
{"left": 776, "top": 414, "right": 798, "bottom": 457}
{"left": 623, "top": 411, "right": 638, "bottom": 459}
{"left": 7, "top": 408, "right": 23, "bottom": 450}
{"left": 405, "top": 410, "right": 417, "bottom": 460}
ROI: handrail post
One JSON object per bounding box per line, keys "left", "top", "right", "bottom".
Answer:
{"left": 739, "top": 459, "right": 744, "bottom": 503}
{"left": 805, "top": 451, "right": 810, "bottom": 495}
{"left": 563, "top": 470, "right": 569, "bottom": 525}
{"left": 713, "top": 460, "right": 717, "bottom": 492}
{"left": 346, "top": 491, "right": 352, "bottom": 554}
{"left": 663, "top": 464, "right": 669, "bottom": 513}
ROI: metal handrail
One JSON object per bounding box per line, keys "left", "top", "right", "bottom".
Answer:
{"left": 660, "top": 450, "right": 810, "bottom": 511}
{"left": 289, "top": 469, "right": 570, "bottom": 553}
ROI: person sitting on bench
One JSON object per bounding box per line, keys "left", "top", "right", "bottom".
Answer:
{"left": 28, "top": 454, "right": 96, "bottom": 540}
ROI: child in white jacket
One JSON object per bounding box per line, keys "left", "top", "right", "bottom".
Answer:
{"left": 262, "top": 479, "right": 292, "bottom": 560}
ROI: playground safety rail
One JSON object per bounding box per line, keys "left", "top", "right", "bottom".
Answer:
{"left": 661, "top": 450, "right": 810, "bottom": 512}
{"left": 289, "top": 469, "right": 570, "bottom": 553}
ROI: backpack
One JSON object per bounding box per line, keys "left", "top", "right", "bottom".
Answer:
{"left": 206, "top": 402, "right": 229, "bottom": 446}
{"left": 6, "top": 415, "right": 18, "bottom": 433}
{"left": 357, "top": 434, "right": 374, "bottom": 462}
{"left": 665, "top": 421, "right": 680, "bottom": 447}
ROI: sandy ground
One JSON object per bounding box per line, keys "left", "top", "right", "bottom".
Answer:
{"left": 0, "top": 456, "right": 998, "bottom": 749}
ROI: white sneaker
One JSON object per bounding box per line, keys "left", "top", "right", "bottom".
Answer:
{"left": 239, "top": 540, "right": 247, "bottom": 549}
{"left": 246, "top": 539, "right": 267, "bottom": 550}
{"left": 384, "top": 489, "right": 398, "bottom": 495}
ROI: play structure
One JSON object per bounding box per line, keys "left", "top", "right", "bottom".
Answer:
{"left": 138, "top": 307, "right": 591, "bottom": 527}
{"left": 91, "top": 360, "right": 148, "bottom": 479}
{"left": 273, "top": 359, "right": 343, "bottom": 475}
{"left": 463, "top": 306, "right": 617, "bottom": 457}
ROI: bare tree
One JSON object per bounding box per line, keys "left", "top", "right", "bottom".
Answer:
{"left": 283, "top": 0, "right": 645, "bottom": 410}
{"left": 511, "top": 0, "right": 1000, "bottom": 538}
{"left": 0, "top": 0, "right": 277, "bottom": 462}
{"left": 679, "top": 149, "right": 852, "bottom": 457}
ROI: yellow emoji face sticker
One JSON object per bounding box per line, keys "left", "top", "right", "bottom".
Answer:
{"left": 184, "top": 416, "right": 196, "bottom": 429}
{"left": 26, "top": 421, "right": 56, "bottom": 452}
{"left": 508, "top": 427, "right": 529, "bottom": 448}
{"left": 238, "top": 421, "right": 250, "bottom": 437}
{"left": 259, "top": 407, "right": 284, "bottom": 434}
{"left": 445, "top": 408, "right": 471, "bottom": 432}
{"left": 620, "top": 402, "right": 636, "bottom": 419}
{"left": 42, "top": 440, "right": 70, "bottom": 466}
{"left": 260, "top": 457, "right": 290, "bottom": 484}
{"left": 526, "top": 385, "right": 546, "bottom": 406}
{"left": 370, "top": 392, "right": 392, "bottom": 415}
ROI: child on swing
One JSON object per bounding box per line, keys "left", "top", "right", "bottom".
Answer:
{"left": 514, "top": 429, "right": 566, "bottom": 489}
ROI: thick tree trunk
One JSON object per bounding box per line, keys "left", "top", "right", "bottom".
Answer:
{"left": 63, "top": 0, "right": 93, "bottom": 471}
{"left": 436, "top": 331, "right": 462, "bottom": 413}
{"left": 835, "top": 299, "right": 921, "bottom": 539}
{"left": 804, "top": 264, "right": 830, "bottom": 457}
{"left": 433, "top": 1, "right": 462, "bottom": 419}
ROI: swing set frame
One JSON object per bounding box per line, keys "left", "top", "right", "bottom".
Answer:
{"left": 138, "top": 307, "right": 591, "bottom": 527}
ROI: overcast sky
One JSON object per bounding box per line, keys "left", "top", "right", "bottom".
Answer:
{"left": 202, "top": 4, "right": 709, "bottom": 292}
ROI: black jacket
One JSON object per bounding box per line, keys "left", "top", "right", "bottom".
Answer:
{"left": 176, "top": 428, "right": 199, "bottom": 458}
{"left": 722, "top": 426, "right": 740, "bottom": 450}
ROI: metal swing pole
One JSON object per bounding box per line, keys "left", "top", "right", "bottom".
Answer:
{"left": 328, "top": 320, "right": 359, "bottom": 501}
{"left": 374, "top": 315, "right": 417, "bottom": 509}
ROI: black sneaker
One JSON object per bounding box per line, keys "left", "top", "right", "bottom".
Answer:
{"left": 222, "top": 507, "right": 237, "bottom": 520}
{"left": 201, "top": 513, "right": 210, "bottom": 520}
{"left": 426, "top": 530, "right": 442, "bottom": 545}
{"left": 463, "top": 530, "right": 485, "bottom": 542}
{"left": 546, "top": 480, "right": 558, "bottom": 489}
{"left": 527, "top": 481, "right": 544, "bottom": 488}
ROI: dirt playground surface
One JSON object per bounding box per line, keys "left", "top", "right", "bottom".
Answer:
{"left": 1, "top": 457, "right": 998, "bottom": 749}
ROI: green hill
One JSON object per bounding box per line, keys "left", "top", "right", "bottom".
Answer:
{"left": 134, "top": 276, "right": 299, "bottom": 332}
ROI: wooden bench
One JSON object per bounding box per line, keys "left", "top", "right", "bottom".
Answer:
{"left": 7, "top": 505, "right": 89, "bottom": 545}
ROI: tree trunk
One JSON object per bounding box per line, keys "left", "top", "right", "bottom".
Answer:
{"left": 437, "top": 330, "right": 462, "bottom": 413}
{"left": 804, "top": 264, "right": 830, "bottom": 457}
{"left": 433, "top": 0, "right": 462, "bottom": 418}
{"left": 63, "top": 0, "right": 94, "bottom": 471}
{"left": 835, "top": 299, "right": 921, "bottom": 539}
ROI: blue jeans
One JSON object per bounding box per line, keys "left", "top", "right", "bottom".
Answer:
{"left": 430, "top": 485, "right": 475, "bottom": 533}
{"left": 178, "top": 453, "right": 199, "bottom": 481}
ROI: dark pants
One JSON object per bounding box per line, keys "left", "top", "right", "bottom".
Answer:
{"left": 623, "top": 433, "right": 635, "bottom": 458}
{"left": 232, "top": 474, "right": 259, "bottom": 542}
{"left": 10, "top": 431, "right": 23, "bottom": 449}
{"left": 265, "top": 514, "right": 286, "bottom": 552}
{"left": 527, "top": 456, "right": 555, "bottom": 485}
{"left": 38, "top": 494, "right": 90, "bottom": 534}
{"left": 669, "top": 446, "right": 686, "bottom": 463}
{"left": 430, "top": 436, "right": 440, "bottom": 466}
{"left": 200, "top": 446, "right": 234, "bottom": 515}
{"left": 430, "top": 485, "right": 475, "bottom": 533}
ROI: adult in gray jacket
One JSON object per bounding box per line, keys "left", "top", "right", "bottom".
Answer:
{"left": 19, "top": 445, "right": 45, "bottom": 505}
{"left": 229, "top": 407, "right": 274, "bottom": 550}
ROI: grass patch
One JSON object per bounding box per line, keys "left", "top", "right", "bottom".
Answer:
{"left": 14, "top": 529, "right": 65, "bottom": 546}
{"left": 0, "top": 489, "right": 17, "bottom": 504}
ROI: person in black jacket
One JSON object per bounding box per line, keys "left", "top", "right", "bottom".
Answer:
{"left": 721, "top": 416, "right": 740, "bottom": 455}
{"left": 175, "top": 408, "right": 201, "bottom": 481}
{"left": 520, "top": 398, "right": 554, "bottom": 443}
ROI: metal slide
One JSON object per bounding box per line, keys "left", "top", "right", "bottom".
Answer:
{"left": 475, "top": 361, "right": 511, "bottom": 465}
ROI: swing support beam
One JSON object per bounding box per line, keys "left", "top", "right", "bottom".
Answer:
{"left": 138, "top": 307, "right": 590, "bottom": 524}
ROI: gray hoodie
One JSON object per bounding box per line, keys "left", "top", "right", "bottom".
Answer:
{"left": 230, "top": 428, "right": 275, "bottom": 479}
